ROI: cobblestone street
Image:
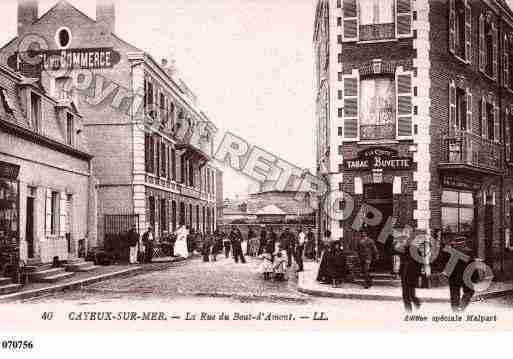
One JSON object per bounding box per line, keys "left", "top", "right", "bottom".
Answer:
{"left": 23, "top": 256, "right": 307, "bottom": 304}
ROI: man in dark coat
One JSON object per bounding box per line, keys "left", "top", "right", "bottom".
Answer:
{"left": 268, "top": 228, "right": 278, "bottom": 252}
{"left": 399, "top": 240, "right": 422, "bottom": 312}
{"left": 295, "top": 227, "right": 306, "bottom": 272}
{"left": 142, "top": 227, "right": 155, "bottom": 264}
{"left": 357, "top": 230, "right": 379, "bottom": 289}
{"left": 280, "top": 228, "right": 296, "bottom": 267}
{"left": 258, "top": 227, "right": 268, "bottom": 255}
{"left": 127, "top": 225, "right": 140, "bottom": 264}
{"left": 230, "top": 227, "right": 246, "bottom": 264}
{"left": 441, "top": 237, "right": 476, "bottom": 312}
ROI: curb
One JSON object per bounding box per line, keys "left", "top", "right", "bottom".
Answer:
{"left": 297, "top": 275, "right": 513, "bottom": 303}
{"left": 0, "top": 257, "right": 187, "bottom": 303}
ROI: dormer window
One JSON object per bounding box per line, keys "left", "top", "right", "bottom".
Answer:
{"left": 56, "top": 27, "right": 72, "bottom": 49}
{"left": 30, "top": 92, "right": 41, "bottom": 132}
{"left": 66, "top": 113, "right": 74, "bottom": 146}
{"left": 0, "top": 87, "right": 14, "bottom": 114}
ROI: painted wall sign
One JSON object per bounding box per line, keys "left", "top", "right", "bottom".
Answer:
{"left": 8, "top": 48, "right": 121, "bottom": 71}
{"left": 343, "top": 147, "right": 412, "bottom": 171}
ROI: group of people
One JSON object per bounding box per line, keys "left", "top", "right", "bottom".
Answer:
{"left": 316, "top": 228, "right": 478, "bottom": 313}
{"left": 126, "top": 224, "right": 198, "bottom": 264}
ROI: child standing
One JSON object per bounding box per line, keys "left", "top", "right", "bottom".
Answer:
{"left": 273, "top": 250, "right": 287, "bottom": 281}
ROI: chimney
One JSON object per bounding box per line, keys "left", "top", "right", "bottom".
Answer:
{"left": 96, "top": 0, "right": 115, "bottom": 34}
{"left": 18, "top": 0, "right": 38, "bottom": 36}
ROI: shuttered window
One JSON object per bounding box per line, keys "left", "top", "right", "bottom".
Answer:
{"left": 479, "top": 15, "right": 485, "bottom": 72}
{"left": 481, "top": 96, "right": 488, "bottom": 138}
{"left": 343, "top": 74, "right": 359, "bottom": 140}
{"left": 492, "top": 23, "right": 498, "bottom": 79}
{"left": 505, "top": 35, "right": 510, "bottom": 88}
{"left": 343, "top": 0, "right": 358, "bottom": 42}
{"left": 45, "top": 190, "right": 60, "bottom": 237}
{"left": 450, "top": 0, "right": 471, "bottom": 63}
{"left": 396, "top": 70, "right": 413, "bottom": 138}
{"left": 396, "top": 0, "right": 412, "bottom": 38}
{"left": 494, "top": 101, "right": 500, "bottom": 142}
{"left": 466, "top": 88, "right": 472, "bottom": 132}
{"left": 59, "top": 192, "right": 67, "bottom": 237}
{"left": 449, "top": 0, "right": 456, "bottom": 54}
{"left": 464, "top": 0, "right": 472, "bottom": 63}
{"left": 449, "top": 80, "right": 457, "bottom": 132}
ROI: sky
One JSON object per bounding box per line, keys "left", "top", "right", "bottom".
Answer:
{"left": 0, "top": 0, "right": 318, "bottom": 200}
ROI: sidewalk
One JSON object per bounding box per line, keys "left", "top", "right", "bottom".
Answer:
{"left": 0, "top": 257, "right": 186, "bottom": 303}
{"left": 297, "top": 261, "right": 513, "bottom": 303}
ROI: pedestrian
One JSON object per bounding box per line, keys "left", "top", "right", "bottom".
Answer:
{"left": 441, "top": 236, "right": 477, "bottom": 312}
{"left": 268, "top": 227, "right": 278, "bottom": 253}
{"left": 230, "top": 227, "right": 246, "bottom": 264}
{"left": 258, "top": 226, "right": 267, "bottom": 255}
{"left": 357, "top": 229, "right": 379, "bottom": 289}
{"left": 273, "top": 250, "right": 287, "bottom": 281}
{"left": 295, "top": 227, "right": 306, "bottom": 272}
{"left": 202, "top": 232, "right": 212, "bottom": 262}
{"left": 211, "top": 230, "right": 223, "bottom": 262}
{"left": 187, "top": 227, "right": 195, "bottom": 256}
{"left": 127, "top": 225, "right": 140, "bottom": 264}
{"left": 174, "top": 224, "right": 189, "bottom": 258}
{"left": 280, "top": 228, "right": 295, "bottom": 267}
{"left": 305, "top": 228, "right": 316, "bottom": 260}
{"left": 397, "top": 238, "right": 422, "bottom": 312}
{"left": 142, "top": 226, "right": 155, "bottom": 264}
{"left": 249, "top": 228, "right": 259, "bottom": 256}
{"left": 258, "top": 247, "right": 274, "bottom": 280}
{"left": 316, "top": 230, "right": 333, "bottom": 284}
{"left": 327, "top": 240, "right": 347, "bottom": 287}
{"left": 223, "top": 232, "right": 231, "bottom": 258}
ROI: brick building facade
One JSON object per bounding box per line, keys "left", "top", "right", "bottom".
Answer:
{"left": 314, "top": 0, "right": 513, "bottom": 275}
{"left": 0, "top": 0, "right": 220, "bottom": 249}
{"left": 0, "top": 64, "right": 97, "bottom": 268}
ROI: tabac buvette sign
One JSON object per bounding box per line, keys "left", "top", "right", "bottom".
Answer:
{"left": 342, "top": 147, "right": 413, "bottom": 171}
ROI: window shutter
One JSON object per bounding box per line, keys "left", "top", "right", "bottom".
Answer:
{"left": 481, "top": 96, "right": 488, "bottom": 139}
{"left": 396, "top": 0, "right": 412, "bottom": 38}
{"left": 466, "top": 87, "right": 472, "bottom": 132}
{"left": 506, "top": 109, "right": 511, "bottom": 162}
{"left": 505, "top": 36, "right": 510, "bottom": 88}
{"left": 343, "top": 0, "right": 358, "bottom": 42}
{"left": 465, "top": 0, "right": 472, "bottom": 63}
{"left": 45, "top": 189, "right": 52, "bottom": 237}
{"left": 494, "top": 101, "right": 500, "bottom": 142}
{"left": 493, "top": 23, "right": 498, "bottom": 79}
{"left": 479, "top": 15, "right": 485, "bottom": 72}
{"left": 396, "top": 70, "right": 413, "bottom": 138}
{"left": 343, "top": 74, "right": 359, "bottom": 140}
{"left": 449, "top": 0, "right": 456, "bottom": 54}
{"left": 59, "top": 192, "right": 66, "bottom": 237}
{"left": 449, "top": 80, "right": 457, "bottom": 134}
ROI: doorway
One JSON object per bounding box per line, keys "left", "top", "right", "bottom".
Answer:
{"left": 484, "top": 203, "right": 494, "bottom": 266}
{"left": 25, "top": 197, "right": 35, "bottom": 259}
{"left": 363, "top": 183, "right": 394, "bottom": 272}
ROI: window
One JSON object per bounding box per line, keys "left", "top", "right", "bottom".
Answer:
{"left": 155, "top": 137, "right": 160, "bottom": 176}
{"left": 50, "top": 191, "right": 59, "bottom": 236}
{"left": 171, "top": 148, "right": 177, "bottom": 181}
{"left": 486, "top": 101, "right": 495, "bottom": 141}
{"left": 337, "top": 35, "right": 342, "bottom": 44}
{"left": 359, "top": 77, "right": 396, "bottom": 140}
{"left": 145, "top": 134, "right": 154, "bottom": 173}
{"left": 338, "top": 90, "right": 343, "bottom": 99}
{"left": 149, "top": 197, "right": 155, "bottom": 229}
{"left": 66, "top": 113, "right": 74, "bottom": 146}
{"left": 449, "top": 0, "right": 471, "bottom": 61}
{"left": 337, "top": 0, "right": 341, "bottom": 8}
{"left": 479, "top": 96, "right": 498, "bottom": 141}
{"left": 161, "top": 142, "right": 167, "bottom": 178}
{"left": 359, "top": 0, "right": 394, "bottom": 26}
{"left": 338, "top": 108, "right": 343, "bottom": 117}
{"left": 338, "top": 126, "right": 343, "bottom": 136}
{"left": 338, "top": 53, "right": 342, "bottom": 63}
{"left": 441, "top": 190, "right": 475, "bottom": 236}
{"left": 337, "top": 17, "right": 342, "bottom": 27}
{"left": 55, "top": 77, "right": 72, "bottom": 100}
{"left": 455, "top": 0, "right": 465, "bottom": 58}
{"left": 338, "top": 145, "right": 343, "bottom": 155}
{"left": 56, "top": 27, "right": 71, "bottom": 49}
{"left": 189, "top": 160, "right": 194, "bottom": 187}
{"left": 338, "top": 72, "right": 343, "bottom": 81}
{"left": 480, "top": 14, "right": 497, "bottom": 78}
{"left": 160, "top": 93, "right": 166, "bottom": 124}
{"left": 30, "top": 92, "right": 41, "bottom": 131}
{"left": 454, "top": 88, "right": 467, "bottom": 131}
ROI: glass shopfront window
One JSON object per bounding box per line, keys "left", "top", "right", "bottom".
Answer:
{"left": 0, "top": 170, "right": 19, "bottom": 278}
{"left": 441, "top": 189, "right": 475, "bottom": 236}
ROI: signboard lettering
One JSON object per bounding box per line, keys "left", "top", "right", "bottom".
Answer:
{"left": 343, "top": 147, "right": 412, "bottom": 171}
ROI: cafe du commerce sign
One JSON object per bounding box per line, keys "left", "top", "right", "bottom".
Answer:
{"left": 8, "top": 47, "right": 121, "bottom": 71}
{"left": 343, "top": 147, "right": 413, "bottom": 171}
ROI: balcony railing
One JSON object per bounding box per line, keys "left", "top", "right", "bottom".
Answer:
{"left": 359, "top": 23, "right": 395, "bottom": 42}
{"left": 440, "top": 130, "right": 503, "bottom": 174}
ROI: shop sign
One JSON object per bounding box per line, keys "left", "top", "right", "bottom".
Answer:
{"left": 8, "top": 47, "right": 121, "bottom": 71}
{"left": 0, "top": 161, "right": 20, "bottom": 180}
{"left": 442, "top": 175, "right": 481, "bottom": 191}
{"left": 343, "top": 147, "right": 413, "bottom": 171}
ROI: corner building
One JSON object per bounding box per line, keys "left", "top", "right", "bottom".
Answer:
{"left": 0, "top": 0, "right": 220, "bottom": 247}
{"left": 314, "top": 0, "right": 513, "bottom": 276}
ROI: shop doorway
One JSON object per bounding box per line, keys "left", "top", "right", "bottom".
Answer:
{"left": 363, "top": 183, "right": 394, "bottom": 272}
{"left": 25, "top": 197, "right": 35, "bottom": 259}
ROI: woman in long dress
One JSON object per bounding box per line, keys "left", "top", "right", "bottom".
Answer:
{"left": 174, "top": 225, "right": 189, "bottom": 258}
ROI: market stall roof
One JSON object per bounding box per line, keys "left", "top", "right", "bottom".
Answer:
{"left": 256, "top": 205, "right": 287, "bottom": 216}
